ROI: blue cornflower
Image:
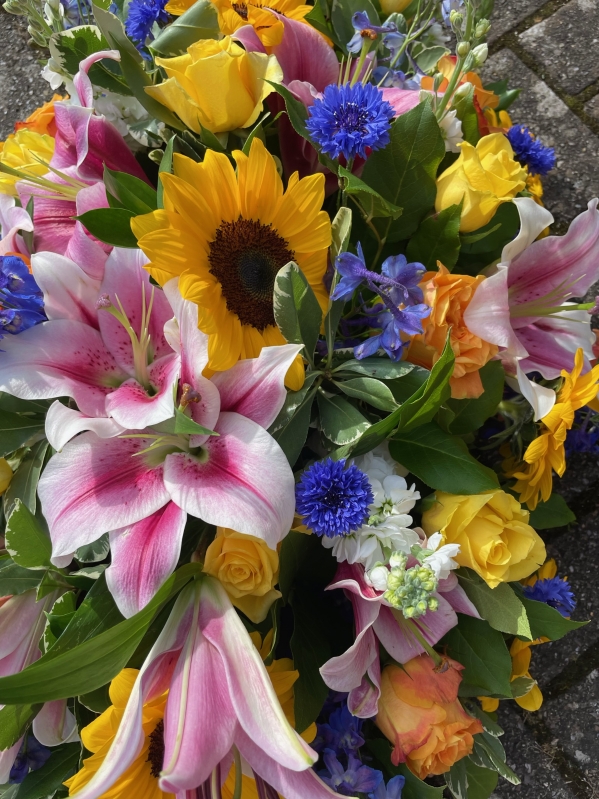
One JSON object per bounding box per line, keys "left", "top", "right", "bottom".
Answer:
{"left": 315, "top": 704, "right": 365, "bottom": 755}
{"left": 507, "top": 126, "right": 556, "bottom": 176}
{"left": 524, "top": 577, "right": 576, "bottom": 617}
{"left": 9, "top": 735, "right": 52, "bottom": 783}
{"left": 347, "top": 11, "right": 396, "bottom": 54}
{"left": 125, "top": 0, "right": 168, "bottom": 51}
{"left": 320, "top": 750, "right": 383, "bottom": 796}
{"left": 307, "top": 83, "right": 394, "bottom": 162}
{"left": 0, "top": 255, "right": 46, "bottom": 339}
{"left": 296, "top": 458, "right": 373, "bottom": 538}
{"left": 369, "top": 775, "right": 406, "bottom": 799}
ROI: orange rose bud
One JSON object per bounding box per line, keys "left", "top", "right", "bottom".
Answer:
{"left": 406, "top": 264, "right": 498, "bottom": 399}
{"left": 375, "top": 654, "right": 483, "bottom": 779}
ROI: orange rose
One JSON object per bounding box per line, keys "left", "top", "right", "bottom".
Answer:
{"left": 375, "top": 654, "right": 483, "bottom": 779}
{"left": 406, "top": 264, "right": 498, "bottom": 399}
{"left": 14, "top": 95, "right": 62, "bottom": 137}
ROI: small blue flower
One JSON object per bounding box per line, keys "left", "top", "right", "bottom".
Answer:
{"left": 369, "top": 775, "right": 406, "bottom": 799}
{"left": 347, "top": 11, "right": 395, "bottom": 53}
{"left": 60, "top": 0, "right": 92, "bottom": 27}
{"left": 0, "top": 255, "right": 46, "bottom": 339}
{"left": 320, "top": 750, "right": 383, "bottom": 795}
{"left": 307, "top": 82, "right": 394, "bottom": 162}
{"left": 332, "top": 245, "right": 425, "bottom": 306}
{"left": 524, "top": 577, "right": 576, "bottom": 617}
{"left": 315, "top": 704, "right": 365, "bottom": 755}
{"left": 296, "top": 458, "right": 373, "bottom": 538}
{"left": 507, "top": 126, "right": 556, "bottom": 176}
{"left": 372, "top": 67, "right": 420, "bottom": 90}
{"left": 9, "top": 735, "right": 52, "bottom": 784}
{"left": 125, "top": 0, "right": 168, "bottom": 51}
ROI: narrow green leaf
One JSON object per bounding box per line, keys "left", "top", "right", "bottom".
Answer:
{"left": 5, "top": 500, "right": 52, "bottom": 570}
{"left": 269, "top": 372, "right": 319, "bottom": 434}
{"left": 447, "top": 757, "right": 498, "bottom": 799}
{"left": 0, "top": 411, "right": 45, "bottom": 457}
{"left": 317, "top": 393, "right": 370, "bottom": 445}
{"left": 77, "top": 209, "right": 137, "bottom": 248}
{"left": 154, "top": 408, "right": 219, "bottom": 437}
{"left": 472, "top": 733, "right": 520, "bottom": 784}
{"left": 406, "top": 203, "right": 462, "bottom": 270}
{"left": 333, "top": 358, "right": 414, "bottom": 381}
{"left": 511, "top": 675, "right": 536, "bottom": 698}
{"left": 242, "top": 112, "right": 269, "bottom": 155}
{"left": 272, "top": 394, "right": 314, "bottom": 467}
{"left": 266, "top": 82, "right": 310, "bottom": 140}
{"left": 336, "top": 377, "right": 398, "bottom": 411}
{"left": 0, "top": 561, "right": 43, "bottom": 596}
{"left": 157, "top": 136, "right": 175, "bottom": 210}
{"left": 415, "top": 45, "right": 449, "bottom": 73}
{"left": 103, "top": 167, "right": 157, "bottom": 215}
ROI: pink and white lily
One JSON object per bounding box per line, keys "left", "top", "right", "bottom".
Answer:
{"left": 67, "top": 577, "right": 352, "bottom": 799}
{"left": 0, "top": 195, "right": 33, "bottom": 258}
{"left": 320, "top": 562, "right": 479, "bottom": 718}
{"left": 464, "top": 197, "right": 599, "bottom": 384}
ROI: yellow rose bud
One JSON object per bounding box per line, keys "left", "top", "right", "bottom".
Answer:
{"left": 0, "top": 129, "right": 55, "bottom": 197}
{"left": 435, "top": 133, "right": 527, "bottom": 233}
{"left": 421, "top": 489, "right": 546, "bottom": 588}
{"left": 146, "top": 36, "right": 283, "bottom": 135}
{"left": 0, "top": 459, "right": 12, "bottom": 495}
{"left": 203, "top": 527, "right": 281, "bottom": 623}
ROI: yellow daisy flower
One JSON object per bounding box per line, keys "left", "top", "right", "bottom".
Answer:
{"left": 132, "top": 137, "right": 331, "bottom": 390}
{"left": 508, "top": 348, "right": 599, "bottom": 509}
{"left": 65, "top": 669, "right": 172, "bottom": 799}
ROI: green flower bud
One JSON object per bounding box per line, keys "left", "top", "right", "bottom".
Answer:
{"left": 457, "top": 41, "right": 471, "bottom": 57}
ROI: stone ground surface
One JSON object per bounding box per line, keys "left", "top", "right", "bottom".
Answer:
{"left": 1, "top": 2, "right": 599, "bottom": 798}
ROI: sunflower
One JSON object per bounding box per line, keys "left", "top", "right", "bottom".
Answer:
{"left": 132, "top": 138, "right": 331, "bottom": 390}
{"left": 65, "top": 669, "right": 172, "bottom": 799}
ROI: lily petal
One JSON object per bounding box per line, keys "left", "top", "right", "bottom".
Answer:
{"left": 463, "top": 267, "right": 528, "bottom": 357}
{"left": 500, "top": 197, "right": 554, "bottom": 266}
{"left": 374, "top": 597, "right": 457, "bottom": 664}
{"left": 33, "top": 700, "right": 79, "bottom": 746}
{"left": 515, "top": 311, "right": 595, "bottom": 378}
{"left": 45, "top": 400, "right": 124, "bottom": 452}
{"left": 31, "top": 252, "right": 101, "bottom": 327}
{"left": 513, "top": 362, "right": 557, "bottom": 421}
{"left": 105, "top": 353, "right": 180, "bottom": 430}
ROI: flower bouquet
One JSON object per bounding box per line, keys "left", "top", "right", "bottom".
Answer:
{"left": 0, "top": 0, "right": 596, "bottom": 796}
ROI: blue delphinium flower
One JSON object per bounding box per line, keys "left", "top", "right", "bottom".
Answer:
{"left": 369, "top": 775, "right": 406, "bottom": 799}
{"left": 9, "top": 735, "right": 52, "bottom": 783}
{"left": 372, "top": 67, "right": 420, "bottom": 90}
{"left": 320, "top": 750, "right": 383, "bottom": 796}
{"left": 524, "top": 577, "right": 576, "bottom": 617}
{"left": 125, "top": 0, "right": 168, "bottom": 52}
{"left": 60, "top": 0, "right": 92, "bottom": 27}
{"left": 354, "top": 303, "right": 429, "bottom": 361}
{"left": 307, "top": 83, "right": 394, "bottom": 162}
{"left": 507, "top": 126, "right": 556, "bottom": 176}
{"left": 295, "top": 458, "right": 373, "bottom": 538}
{"left": 347, "top": 11, "right": 396, "bottom": 54}
{"left": 315, "top": 704, "right": 365, "bottom": 755}
{"left": 0, "top": 255, "right": 46, "bottom": 339}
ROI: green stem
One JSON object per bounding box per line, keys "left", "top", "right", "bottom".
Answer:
{"left": 406, "top": 620, "right": 444, "bottom": 667}
{"left": 435, "top": 0, "right": 475, "bottom": 119}
{"left": 350, "top": 41, "right": 370, "bottom": 88}
{"left": 231, "top": 746, "right": 243, "bottom": 799}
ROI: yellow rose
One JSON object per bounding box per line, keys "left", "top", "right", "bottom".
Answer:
{"left": 435, "top": 133, "right": 527, "bottom": 233}
{"left": 421, "top": 489, "right": 546, "bottom": 588}
{"left": 0, "top": 459, "right": 12, "bottom": 495}
{"left": 0, "top": 129, "right": 55, "bottom": 197}
{"left": 203, "top": 527, "right": 281, "bottom": 622}
{"left": 146, "top": 36, "right": 283, "bottom": 134}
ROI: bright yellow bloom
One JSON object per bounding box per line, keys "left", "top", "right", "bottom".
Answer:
{"left": 0, "top": 129, "right": 55, "bottom": 197}
{"left": 65, "top": 669, "right": 172, "bottom": 799}
{"left": 132, "top": 138, "right": 330, "bottom": 389}
{"left": 213, "top": 0, "right": 312, "bottom": 46}
{"left": 435, "top": 133, "right": 527, "bottom": 233}
{"left": 203, "top": 527, "right": 282, "bottom": 623}
{"left": 146, "top": 37, "right": 282, "bottom": 135}
{"left": 484, "top": 108, "right": 513, "bottom": 134}
{"left": 0, "top": 459, "right": 12, "bottom": 495}
{"left": 421, "top": 489, "right": 546, "bottom": 588}
{"left": 509, "top": 349, "right": 599, "bottom": 509}
{"left": 480, "top": 637, "right": 543, "bottom": 714}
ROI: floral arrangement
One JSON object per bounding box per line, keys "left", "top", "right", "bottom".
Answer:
{"left": 0, "top": 0, "right": 597, "bottom": 796}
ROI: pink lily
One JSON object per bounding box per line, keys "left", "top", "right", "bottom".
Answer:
{"left": 17, "top": 51, "right": 150, "bottom": 280}
{"left": 320, "top": 562, "right": 479, "bottom": 718}
{"left": 464, "top": 197, "right": 599, "bottom": 380}
{"left": 36, "top": 284, "right": 298, "bottom": 617}
{"left": 0, "top": 195, "right": 33, "bottom": 258}
{"left": 66, "top": 577, "right": 352, "bottom": 799}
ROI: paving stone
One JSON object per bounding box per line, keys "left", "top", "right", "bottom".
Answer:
{"left": 482, "top": 48, "right": 599, "bottom": 229}
{"left": 0, "top": 10, "right": 54, "bottom": 141}
{"left": 585, "top": 94, "right": 599, "bottom": 121}
{"left": 519, "top": 0, "right": 599, "bottom": 95}
{"left": 488, "top": 0, "right": 548, "bottom": 45}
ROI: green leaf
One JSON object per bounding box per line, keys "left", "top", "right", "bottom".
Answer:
{"left": 338, "top": 166, "right": 403, "bottom": 219}
{"left": 305, "top": 0, "right": 341, "bottom": 47}
{"left": 290, "top": 593, "right": 331, "bottom": 733}
{"left": 103, "top": 167, "right": 157, "bottom": 215}
{"left": 154, "top": 408, "right": 219, "bottom": 438}
{"left": 511, "top": 675, "right": 536, "bottom": 698}
{"left": 79, "top": 683, "right": 111, "bottom": 713}
{"left": 272, "top": 393, "right": 314, "bottom": 467}
{"left": 242, "top": 112, "right": 269, "bottom": 156}
{"left": 77, "top": 208, "right": 137, "bottom": 248}
{"left": 279, "top": 531, "right": 319, "bottom": 604}
{"left": 462, "top": 700, "right": 504, "bottom": 737}
{"left": 528, "top": 493, "right": 575, "bottom": 529}
{"left": 415, "top": 45, "right": 449, "bottom": 73}
{"left": 3, "top": 441, "right": 49, "bottom": 517}
{"left": 269, "top": 373, "right": 319, "bottom": 435}
{"left": 447, "top": 757, "right": 498, "bottom": 799}
{"left": 0, "top": 564, "right": 201, "bottom": 704}
{"left": 0, "top": 704, "right": 41, "bottom": 750}
{"left": 367, "top": 739, "right": 445, "bottom": 798}
{"left": 331, "top": 206, "right": 352, "bottom": 258}
{"left": 317, "top": 393, "right": 370, "bottom": 445}
{"left": 456, "top": 202, "right": 520, "bottom": 276}
{"left": 0, "top": 561, "right": 43, "bottom": 596}
{"left": 44, "top": 593, "right": 78, "bottom": 652}
{"left": 0, "top": 410, "right": 45, "bottom": 457}
{"left": 390, "top": 422, "right": 499, "bottom": 493}
{"left": 331, "top": 0, "right": 380, "bottom": 53}
{"left": 76, "top": 533, "right": 110, "bottom": 564}
{"left": 442, "top": 615, "right": 513, "bottom": 698}
{"left": 517, "top": 594, "right": 587, "bottom": 641}
{"left": 446, "top": 360, "right": 505, "bottom": 434}
{"left": 405, "top": 203, "right": 462, "bottom": 270}
{"left": 471, "top": 732, "right": 520, "bottom": 784}
{"left": 458, "top": 568, "right": 532, "bottom": 638}
{"left": 13, "top": 743, "right": 80, "bottom": 799}
{"left": 150, "top": 0, "right": 219, "bottom": 55}
{"left": 361, "top": 101, "right": 445, "bottom": 242}
{"left": 336, "top": 377, "right": 398, "bottom": 411}
{"left": 266, "top": 82, "right": 310, "bottom": 140}
{"left": 5, "top": 501, "right": 52, "bottom": 570}
{"left": 452, "top": 84, "right": 481, "bottom": 145}
{"left": 273, "top": 262, "right": 323, "bottom": 362}
{"left": 333, "top": 358, "right": 414, "bottom": 381}
{"left": 157, "top": 136, "right": 175, "bottom": 210}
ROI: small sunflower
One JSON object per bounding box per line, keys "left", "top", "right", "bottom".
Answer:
{"left": 132, "top": 138, "right": 331, "bottom": 389}
{"left": 65, "top": 669, "right": 171, "bottom": 799}
{"left": 211, "top": 0, "right": 312, "bottom": 46}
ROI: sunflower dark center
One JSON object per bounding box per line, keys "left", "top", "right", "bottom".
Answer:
{"left": 208, "top": 217, "right": 295, "bottom": 331}
{"left": 232, "top": 2, "right": 249, "bottom": 18}
{"left": 147, "top": 720, "right": 165, "bottom": 779}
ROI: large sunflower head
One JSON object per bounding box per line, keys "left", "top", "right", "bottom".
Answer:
{"left": 132, "top": 138, "right": 331, "bottom": 389}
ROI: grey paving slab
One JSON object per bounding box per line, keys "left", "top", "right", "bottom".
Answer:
{"left": 488, "top": 0, "right": 548, "bottom": 45}
{"left": 0, "top": 10, "right": 54, "bottom": 140}
{"left": 585, "top": 94, "right": 599, "bottom": 120}
{"left": 482, "top": 48, "right": 599, "bottom": 229}
{"left": 519, "top": 0, "right": 599, "bottom": 95}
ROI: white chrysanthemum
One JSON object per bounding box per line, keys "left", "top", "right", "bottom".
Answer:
{"left": 421, "top": 531, "right": 460, "bottom": 580}
{"left": 438, "top": 109, "right": 464, "bottom": 153}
